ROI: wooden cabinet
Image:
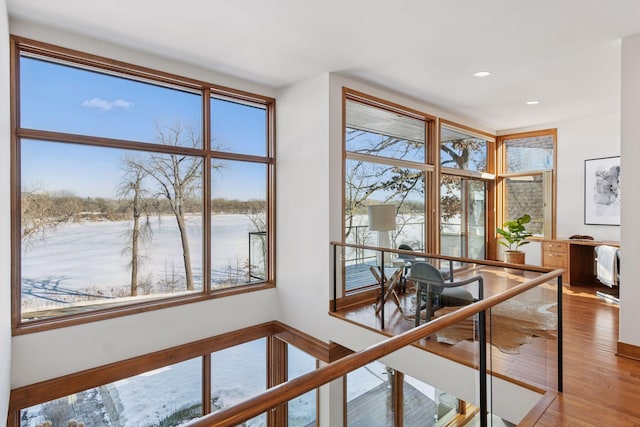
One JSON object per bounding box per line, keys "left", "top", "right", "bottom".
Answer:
{"left": 541, "top": 238, "right": 620, "bottom": 285}
{"left": 541, "top": 240, "right": 568, "bottom": 282}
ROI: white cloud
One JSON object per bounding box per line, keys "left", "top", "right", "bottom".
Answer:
{"left": 82, "top": 97, "right": 134, "bottom": 111}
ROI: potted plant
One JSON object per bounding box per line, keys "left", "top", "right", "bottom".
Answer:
{"left": 497, "top": 214, "right": 532, "bottom": 269}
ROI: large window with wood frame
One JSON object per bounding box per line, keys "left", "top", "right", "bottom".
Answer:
{"left": 11, "top": 325, "right": 322, "bottom": 427}
{"left": 439, "top": 122, "right": 494, "bottom": 260}
{"left": 343, "top": 90, "right": 435, "bottom": 263}
{"left": 497, "top": 130, "right": 556, "bottom": 239}
{"left": 11, "top": 38, "right": 275, "bottom": 329}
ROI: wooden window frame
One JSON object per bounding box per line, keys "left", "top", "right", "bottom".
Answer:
{"left": 438, "top": 119, "right": 496, "bottom": 259}
{"left": 10, "top": 36, "right": 276, "bottom": 334}
{"left": 7, "top": 321, "right": 342, "bottom": 427}
{"left": 496, "top": 129, "right": 557, "bottom": 256}
{"left": 340, "top": 90, "right": 506, "bottom": 294}
{"left": 342, "top": 88, "right": 437, "bottom": 255}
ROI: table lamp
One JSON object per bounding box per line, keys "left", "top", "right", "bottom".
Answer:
{"left": 368, "top": 204, "right": 397, "bottom": 264}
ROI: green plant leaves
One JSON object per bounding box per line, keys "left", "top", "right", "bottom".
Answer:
{"left": 496, "top": 214, "right": 533, "bottom": 251}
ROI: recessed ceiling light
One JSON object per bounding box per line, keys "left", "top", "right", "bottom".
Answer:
{"left": 473, "top": 71, "right": 491, "bottom": 77}
{"left": 526, "top": 100, "right": 540, "bottom": 105}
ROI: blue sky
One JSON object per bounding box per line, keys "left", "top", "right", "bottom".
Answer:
{"left": 20, "top": 56, "right": 267, "bottom": 200}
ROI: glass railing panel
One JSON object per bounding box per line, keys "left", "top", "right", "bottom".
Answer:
{"left": 331, "top": 242, "right": 561, "bottom": 427}
{"left": 403, "top": 374, "right": 465, "bottom": 426}
{"left": 335, "top": 244, "right": 489, "bottom": 331}
{"left": 344, "top": 247, "right": 386, "bottom": 293}
{"left": 488, "top": 279, "right": 558, "bottom": 390}
{"left": 248, "top": 231, "right": 267, "bottom": 282}
{"left": 484, "top": 274, "right": 559, "bottom": 426}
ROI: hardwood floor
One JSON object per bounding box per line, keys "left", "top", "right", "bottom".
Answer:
{"left": 534, "top": 285, "right": 640, "bottom": 426}
{"left": 331, "top": 271, "right": 640, "bottom": 425}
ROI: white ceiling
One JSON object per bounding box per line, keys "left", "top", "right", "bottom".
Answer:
{"left": 7, "top": 0, "right": 640, "bottom": 131}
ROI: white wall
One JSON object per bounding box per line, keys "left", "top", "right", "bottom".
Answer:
{"left": 8, "top": 21, "right": 281, "bottom": 388}
{"left": 555, "top": 114, "right": 621, "bottom": 242}
{"left": 274, "top": 73, "right": 332, "bottom": 336}
{"left": 619, "top": 34, "right": 640, "bottom": 347}
{"left": 0, "top": 1, "right": 12, "bottom": 424}
{"left": 12, "top": 290, "right": 279, "bottom": 387}
{"left": 499, "top": 111, "right": 621, "bottom": 267}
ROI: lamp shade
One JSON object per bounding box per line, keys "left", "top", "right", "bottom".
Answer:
{"left": 368, "top": 204, "right": 396, "bottom": 231}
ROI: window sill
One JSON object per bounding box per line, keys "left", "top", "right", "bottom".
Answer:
{"left": 12, "top": 281, "right": 275, "bottom": 336}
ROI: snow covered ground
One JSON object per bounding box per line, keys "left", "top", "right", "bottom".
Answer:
{"left": 23, "top": 339, "right": 324, "bottom": 427}
{"left": 21, "top": 214, "right": 261, "bottom": 314}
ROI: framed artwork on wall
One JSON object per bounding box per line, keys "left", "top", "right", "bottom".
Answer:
{"left": 584, "top": 156, "right": 621, "bottom": 226}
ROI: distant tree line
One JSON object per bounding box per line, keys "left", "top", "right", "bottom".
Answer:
{"left": 211, "top": 198, "right": 266, "bottom": 214}
{"left": 22, "top": 191, "right": 265, "bottom": 222}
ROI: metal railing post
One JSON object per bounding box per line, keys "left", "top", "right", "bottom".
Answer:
{"left": 333, "top": 244, "right": 337, "bottom": 312}
{"left": 248, "top": 232, "right": 252, "bottom": 281}
{"left": 479, "top": 308, "right": 487, "bottom": 427}
{"left": 380, "top": 249, "right": 385, "bottom": 329}
{"left": 557, "top": 274, "right": 563, "bottom": 392}
{"left": 477, "top": 279, "right": 487, "bottom": 427}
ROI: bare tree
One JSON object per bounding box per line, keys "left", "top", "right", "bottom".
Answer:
{"left": 440, "top": 137, "right": 485, "bottom": 221}
{"left": 129, "top": 122, "right": 203, "bottom": 291}
{"left": 118, "top": 159, "right": 154, "bottom": 296}
{"left": 344, "top": 129, "right": 424, "bottom": 240}
{"left": 345, "top": 160, "right": 423, "bottom": 236}
{"left": 21, "top": 186, "right": 78, "bottom": 250}
{"left": 40, "top": 398, "right": 72, "bottom": 427}
{"left": 441, "top": 137, "right": 485, "bottom": 170}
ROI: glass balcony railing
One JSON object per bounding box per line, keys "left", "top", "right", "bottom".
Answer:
{"left": 182, "top": 243, "right": 562, "bottom": 427}
{"left": 248, "top": 231, "right": 267, "bottom": 282}
{"left": 329, "top": 242, "right": 562, "bottom": 426}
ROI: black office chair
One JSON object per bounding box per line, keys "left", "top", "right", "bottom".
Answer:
{"left": 398, "top": 244, "right": 417, "bottom": 261}
{"left": 408, "top": 261, "right": 483, "bottom": 327}
{"left": 397, "top": 244, "right": 454, "bottom": 292}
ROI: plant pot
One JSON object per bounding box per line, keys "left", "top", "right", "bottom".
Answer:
{"left": 504, "top": 250, "right": 525, "bottom": 274}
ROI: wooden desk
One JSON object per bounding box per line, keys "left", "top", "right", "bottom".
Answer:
{"left": 541, "top": 239, "right": 620, "bottom": 286}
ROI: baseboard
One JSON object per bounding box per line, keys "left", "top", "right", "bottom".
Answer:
{"left": 330, "top": 288, "right": 379, "bottom": 310}
{"left": 617, "top": 341, "right": 640, "bottom": 361}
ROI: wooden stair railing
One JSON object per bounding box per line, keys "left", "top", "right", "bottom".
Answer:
{"left": 186, "top": 269, "right": 563, "bottom": 427}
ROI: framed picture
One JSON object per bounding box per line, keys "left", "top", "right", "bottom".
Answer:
{"left": 584, "top": 156, "right": 620, "bottom": 225}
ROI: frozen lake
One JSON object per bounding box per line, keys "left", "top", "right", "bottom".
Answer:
{"left": 21, "top": 214, "right": 262, "bottom": 313}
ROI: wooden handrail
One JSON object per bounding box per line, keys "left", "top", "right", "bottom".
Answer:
{"left": 332, "top": 240, "right": 554, "bottom": 273}
{"left": 186, "top": 269, "right": 563, "bottom": 427}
